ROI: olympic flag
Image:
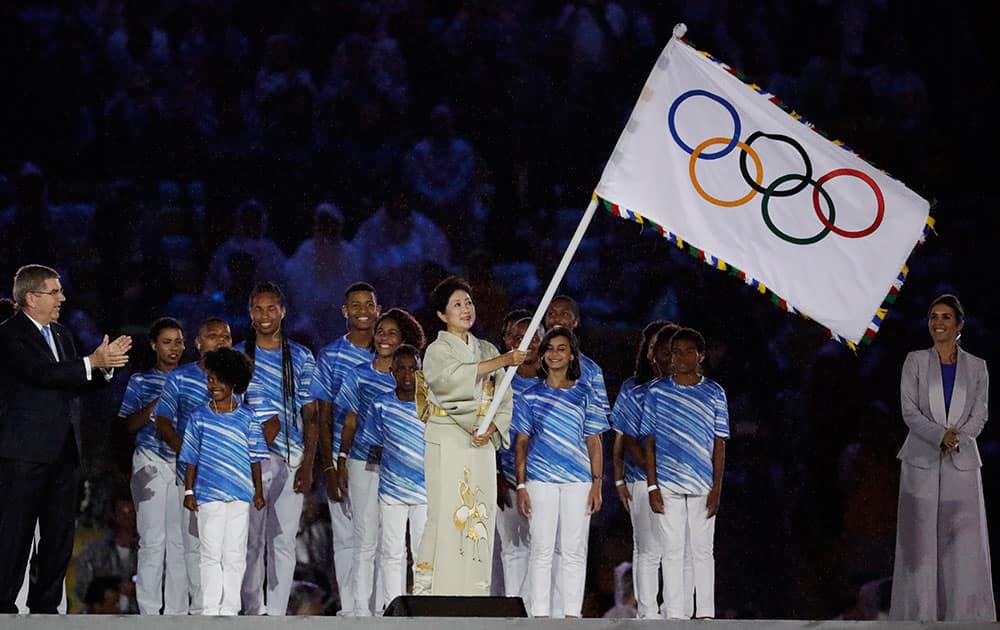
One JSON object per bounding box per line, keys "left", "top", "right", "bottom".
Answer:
{"left": 595, "top": 26, "right": 931, "bottom": 346}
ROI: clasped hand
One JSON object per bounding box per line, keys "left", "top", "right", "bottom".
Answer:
{"left": 941, "top": 428, "right": 960, "bottom": 453}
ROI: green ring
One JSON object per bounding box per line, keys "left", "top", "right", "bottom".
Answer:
{"left": 761, "top": 174, "right": 835, "bottom": 245}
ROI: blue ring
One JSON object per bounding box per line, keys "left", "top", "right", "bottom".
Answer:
{"left": 668, "top": 89, "right": 741, "bottom": 160}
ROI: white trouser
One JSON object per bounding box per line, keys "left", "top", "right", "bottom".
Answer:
{"left": 629, "top": 480, "right": 694, "bottom": 618}
{"left": 242, "top": 453, "right": 305, "bottom": 616}
{"left": 198, "top": 501, "right": 250, "bottom": 615}
{"left": 347, "top": 458, "right": 382, "bottom": 616}
{"left": 655, "top": 492, "right": 716, "bottom": 619}
{"left": 495, "top": 485, "right": 531, "bottom": 611}
{"left": 132, "top": 451, "right": 187, "bottom": 614}
{"left": 327, "top": 489, "right": 355, "bottom": 616}
{"left": 526, "top": 481, "right": 591, "bottom": 618}
{"left": 629, "top": 479, "right": 662, "bottom": 619}
{"left": 178, "top": 480, "right": 203, "bottom": 614}
{"left": 16, "top": 523, "right": 67, "bottom": 614}
{"left": 379, "top": 501, "right": 427, "bottom": 609}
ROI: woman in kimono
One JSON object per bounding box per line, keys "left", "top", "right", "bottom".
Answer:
{"left": 890, "top": 294, "right": 995, "bottom": 621}
{"left": 413, "top": 276, "right": 525, "bottom": 595}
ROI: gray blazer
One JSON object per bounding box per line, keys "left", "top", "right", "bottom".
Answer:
{"left": 897, "top": 347, "right": 989, "bottom": 470}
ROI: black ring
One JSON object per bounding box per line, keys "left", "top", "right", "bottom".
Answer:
{"left": 739, "top": 131, "right": 812, "bottom": 197}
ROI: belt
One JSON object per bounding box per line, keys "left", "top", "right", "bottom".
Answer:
{"left": 426, "top": 401, "right": 492, "bottom": 418}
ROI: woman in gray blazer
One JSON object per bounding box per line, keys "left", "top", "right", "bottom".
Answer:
{"left": 890, "top": 294, "right": 995, "bottom": 621}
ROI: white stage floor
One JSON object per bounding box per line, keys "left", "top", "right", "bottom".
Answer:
{"left": 2, "top": 616, "right": 996, "bottom": 630}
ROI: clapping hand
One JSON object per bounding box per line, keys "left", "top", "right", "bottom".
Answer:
{"left": 89, "top": 334, "right": 132, "bottom": 369}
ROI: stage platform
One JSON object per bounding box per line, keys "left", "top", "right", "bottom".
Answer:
{"left": 2, "top": 616, "right": 996, "bottom": 630}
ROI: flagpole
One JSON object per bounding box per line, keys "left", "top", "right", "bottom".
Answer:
{"left": 476, "top": 196, "right": 601, "bottom": 436}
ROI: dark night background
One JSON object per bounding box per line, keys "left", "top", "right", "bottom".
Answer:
{"left": 0, "top": 0, "right": 997, "bottom": 618}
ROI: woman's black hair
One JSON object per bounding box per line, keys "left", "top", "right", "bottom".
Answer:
{"left": 141, "top": 316, "right": 185, "bottom": 370}
{"left": 374, "top": 308, "right": 427, "bottom": 352}
{"left": 149, "top": 317, "right": 184, "bottom": 343}
{"left": 669, "top": 327, "right": 706, "bottom": 354}
{"left": 430, "top": 275, "right": 472, "bottom": 315}
{"left": 537, "top": 325, "right": 582, "bottom": 382}
{"left": 245, "top": 282, "right": 297, "bottom": 457}
{"left": 203, "top": 347, "right": 255, "bottom": 394}
{"left": 500, "top": 308, "right": 533, "bottom": 350}
{"left": 636, "top": 320, "right": 677, "bottom": 384}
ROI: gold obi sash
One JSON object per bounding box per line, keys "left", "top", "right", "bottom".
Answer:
{"left": 416, "top": 370, "right": 493, "bottom": 423}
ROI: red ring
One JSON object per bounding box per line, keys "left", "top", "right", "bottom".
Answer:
{"left": 812, "top": 168, "right": 885, "bottom": 238}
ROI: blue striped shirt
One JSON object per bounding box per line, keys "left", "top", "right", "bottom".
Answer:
{"left": 155, "top": 361, "right": 214, "bottom": 485}
{"left": 362, "top": 392, "right": 426, "bottom": 505}
{"left": 119, "top": 368, "right": 173, "bottom": 461}
{"left": 639, "top": 376, "right": 730, "bottom": 495}
{"left": 235, "top": 341, "right": 315, "bottom": 466}
{"left": 336, "top": 362, "right": 395, "bottom": 462}
{"left": 512, "top": 380, "right": 608, "bottom": 484}
{"left": 610, "top": 376, "right": 649, "bottom": 483}
{"left": 178, "top": 403, "right": 271, "bottom": 503}
{"left": 580, "top": 352, "right": 611, "bottom": 417}
{"left": 497, "top": 373, "right": 539, "bottom": 484}
{"left": 310, "top": 336, "right": 375, "bottom": 458}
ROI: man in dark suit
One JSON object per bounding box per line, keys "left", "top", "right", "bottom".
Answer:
{"left": 0, "top": 264, "right": 132, "bottom": 613}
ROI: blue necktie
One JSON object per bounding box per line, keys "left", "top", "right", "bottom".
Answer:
{"left": 42, "top": 325, "right": 59, "bottom": 360}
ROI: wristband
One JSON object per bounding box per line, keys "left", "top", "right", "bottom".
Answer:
{"left": 184, "top": 489, "right": 194, "bottom": 497}
{"left": 615, "top": 479, "right": 625, "bottom": 487}
{"left": 516, "top": 483, "right": 526, "bottom": 490}
{"left": 337, "top": 452, "right": 348, "bottom": 459}
{"left": 647, "top": 484, "right": 659, "bottom": 493}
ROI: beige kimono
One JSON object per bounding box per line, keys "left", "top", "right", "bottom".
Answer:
{"left": 413, "top": 330, "right": 513, "bottom": 596}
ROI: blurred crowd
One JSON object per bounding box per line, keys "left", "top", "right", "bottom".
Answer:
{"left": 1, "top": 0, "right": 997, "bottom": 618}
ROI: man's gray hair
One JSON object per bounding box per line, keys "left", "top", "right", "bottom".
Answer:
{"left": 13, "top": 264, "right": 59, "bottom": 307}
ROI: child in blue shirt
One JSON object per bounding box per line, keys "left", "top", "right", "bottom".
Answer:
{"left": 513, "top": 326, "right": 608, "bottom": 618}
{"left": 179, "top": 347, "right": 272, "bottom": 616}
{"left": 360, "top": 345, "right": 427, "bottom": 611}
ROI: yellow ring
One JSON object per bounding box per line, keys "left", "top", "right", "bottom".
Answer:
{"left": 689, "top": 136, "right": 763, "bottom": 207}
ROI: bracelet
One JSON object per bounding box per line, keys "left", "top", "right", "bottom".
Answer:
{"left": 323, "top": 465, "right": 336, "bottom": 473}
{"left": 184, "top": 489, "right": 194, "bottom": 497}
{"left": 615, "top": 479, "right": 625, "bottom": 487}
{"left": 516, "top": 483, "right": 526, "bottom": 490}
{"left": 337, "top": 452, "right": 348, "bottom": 459}
{"left": 647, "top": 484, "right": 659, "bottom": 493}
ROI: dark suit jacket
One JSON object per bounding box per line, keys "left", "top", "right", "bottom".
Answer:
{"left": 0, "top": 310, "right": 106, "bottom": 463}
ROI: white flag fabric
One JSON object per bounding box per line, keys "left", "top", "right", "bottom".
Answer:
{"left": 595, "top": 30, "right": 931, "bottom": 345}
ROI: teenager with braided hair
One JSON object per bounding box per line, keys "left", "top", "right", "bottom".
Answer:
{"left": 236, "top": 282, "right": 317, "bottom": 616}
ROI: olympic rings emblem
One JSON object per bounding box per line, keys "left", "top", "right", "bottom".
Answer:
{"left": 667, "top": 89, "right": 885, "bottom": 244}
